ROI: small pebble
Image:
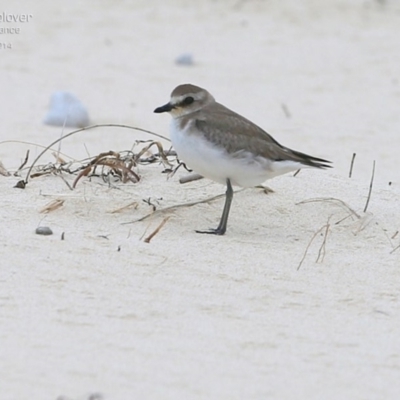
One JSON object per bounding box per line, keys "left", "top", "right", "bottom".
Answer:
{"left": 44, "top": 91, "right": 90, "bottom": 128}
{"left": 14, "top": 180, "right": 26, "bottom": 189}
{"left": 175, "top": 53, "right": 194, "bottom": 66}
{"left": 35, "top": 226, "right": 53, "bottom": 236}
{"left": 88, "top": 393, "right": 104, "bottom": 400}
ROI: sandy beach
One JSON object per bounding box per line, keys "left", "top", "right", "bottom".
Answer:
{"left": 1, "top": 1, "right": 400, "bottom": 399}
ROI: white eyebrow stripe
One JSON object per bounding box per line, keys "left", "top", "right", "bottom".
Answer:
{"left": 171, "top": 92, "right": 203, "bottom": 105}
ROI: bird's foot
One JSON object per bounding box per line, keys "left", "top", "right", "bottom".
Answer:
{"left": 195, "top": 227, "right": 226, "bottom": 236}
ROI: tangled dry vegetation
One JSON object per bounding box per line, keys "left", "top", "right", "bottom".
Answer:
{"left": 8, "top": 124, "right": 193, "bottom": 190}
{"left": 14, "top": 142, "right": 176, "bottom": 189}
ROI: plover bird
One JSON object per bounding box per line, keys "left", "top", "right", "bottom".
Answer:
{"left": 154, "top": 84, "right": 331, "bottom": 235}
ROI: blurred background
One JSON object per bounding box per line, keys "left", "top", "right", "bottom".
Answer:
{"left": 1, "top": 0, "right": 400, "bottom": 184}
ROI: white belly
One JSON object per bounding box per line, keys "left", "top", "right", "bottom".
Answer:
{"left": 170, "top": 119, "right": 303, "bottom": 188}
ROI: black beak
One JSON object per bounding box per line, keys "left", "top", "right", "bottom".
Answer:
{"left": 154, "top": 103, "right": 173, "bottom": 113}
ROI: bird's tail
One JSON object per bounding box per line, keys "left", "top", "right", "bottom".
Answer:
{"left": 291, "top": 149, "right": 332, "bottom": 169}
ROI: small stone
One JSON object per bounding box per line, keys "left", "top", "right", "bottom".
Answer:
{"left": 14, "top": 180, "right": 26, "bottom": 189}
{"left": 175, "top": 53, "right": 194, "bottom": 66}
{"left": 88, "top": 393, "right": 104, "bottom": 400}
{"left": 44, "top": 91, "right": 90, "bottom": 128}
{"left": 35, "top": 226, "right": 53, "bottom": 235}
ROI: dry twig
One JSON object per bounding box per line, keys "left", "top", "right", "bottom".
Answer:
{"left": 23, "top": 124, "right": 170, "bottom": 185}
{"left": 363, "top": 160, "right": 376, "bottom": 213}
{"left": 297, "top": 197, "right": 360, "bottom": 219}
{"left": 52, "top": 151, "right": 67, "bottom": 164}
{"left": 124, "top": 189, "right": 245, "bottom": 224}
{"left": 255, "top": 185, "right": 275, "bottom": 194}
{"left": 316, "top": 217, "right": 332, "bottom": 263}
{"left": 390, "top": 244, "right": 400, "bottom": 255}
{"left": 144, "top": 217, "right": 170, "bottom": 243}
{"left": 39, "top": 199, "right": 65, "bottom": 214}
{"left": 14, "top": 149, "right": 30, "bottom": 176}
{"left": 165, "top": 161, "right": 193, "bottom": 181}
{"left": 110, "top": 201, "right": 139, "bottom": 214}
{"left": 133, "top": 141, "right": 172, "bottom": 167}
{"left": 72, "top": 151, "right": 140, "bottom": 188}
{"left": 349, "top": 153, "right": 356, "bottom": 178}
{"left": 297, "top": 216, "right": 332, "bottom": 270}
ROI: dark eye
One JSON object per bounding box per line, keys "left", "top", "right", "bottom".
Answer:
{"left": 183, "top": 96, "right": 194, "bottom": 105}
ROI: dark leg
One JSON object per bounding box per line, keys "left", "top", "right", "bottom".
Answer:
{"left": 196, "top": 179, "right": 233, "bottom": 236}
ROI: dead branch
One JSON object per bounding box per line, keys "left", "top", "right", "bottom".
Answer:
{"left": 349, "top": 153, "right": 356, "bottom": 178}
{"left": 142, "top": 197, "right": 162, "bottom": 212}
{"left": 297, "top": 225, "right": 326, "bottom": 271}
{"left": 167, "top": 161, "right": 193, "bottom": 180}
{"left": 363, "top": 160, "right": 375, "bottom": 213}
{"left": 124, "top": 189, "right": 245, "bottom": 224}
{"left": 316, "top": 216, "right": 332, "bottom": 263}
{"left": 134, "top": 141, "right": 172, "bottom": 167}
{"left": 57, "top": 173, "right": 74, "bottom": 190}
{"left": 297, "top": 216, "right": 332, "bottom": 270}
{"left": 255, "top": 185, "right": 275, "bottom": 194}
{"left": 297, "top": 197, "right": 361, "bottom": 219}
{"left": 23, "top": 124, "right": 170, "bottom": 185}
{"left": 352, "top": 212, "right": 374, "bottom": 236}
{"left": 72, "top": 164, "right": 93, "bottom": 187}
{"left": 52, "top": 151, "right": 67, "bottom": 164}
{"left": 39, "top": 199, "right": 65, "bottom": 214}
{"left": 334, "top": 214, "right": 353, "bottom": 225}
{"left": 110, "top": 201, "right": 139, "bottom": 214}
{"left": 390, "top": 244, "right": 400, "bottom": 255}
{"left": 144, "top": 217, "right": 170, "bottom": 243}
{"left": 72, "top": 151, "right": 140, "bottom": 188}
{"left": 14, "top": 149, "right": 29, "bottom": 176}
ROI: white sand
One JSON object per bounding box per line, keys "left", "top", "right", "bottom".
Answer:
{"left": 1, "top": 1, "right": 400, "bottom": 399}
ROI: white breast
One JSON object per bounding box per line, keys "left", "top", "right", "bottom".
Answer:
{"left": 170, "top": 118, "right": 303, "bottom": 188}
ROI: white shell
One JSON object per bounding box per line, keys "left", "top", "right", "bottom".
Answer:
{"left": 44, "top": 91, "right": 90, "bottom": 128}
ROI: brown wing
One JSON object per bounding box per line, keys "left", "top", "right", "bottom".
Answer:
{"left": 194, "top": 102, "right": 332, "bottom": 169}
